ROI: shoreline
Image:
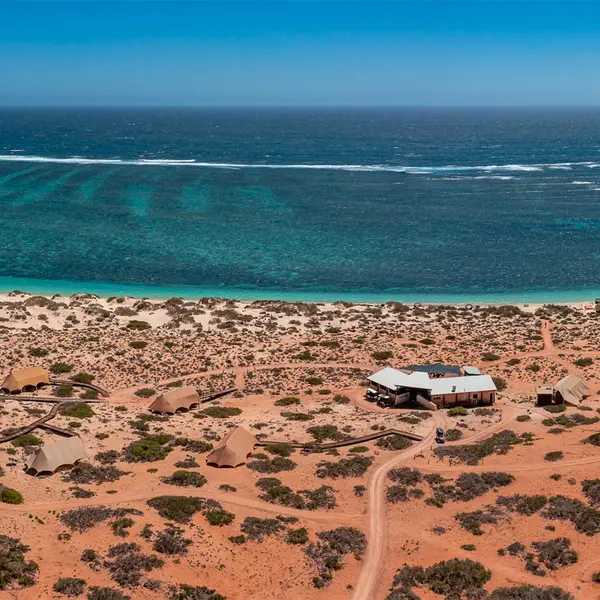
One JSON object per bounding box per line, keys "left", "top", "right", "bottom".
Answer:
{"left": 0, "top": 275, "right": 600, "bottom": 306}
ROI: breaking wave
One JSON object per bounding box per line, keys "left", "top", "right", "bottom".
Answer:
{"left": 0, "top": 154, "right": 598, "bottom": 175}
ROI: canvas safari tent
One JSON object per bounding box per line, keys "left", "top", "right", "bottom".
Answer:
{"left": 25, "top": 436, "right": 86, "bottom": 475}
{"left": 149, "top": 386, "right": 201, "bottom": 414}
{"left": 206, "top": 426, "right": 257, "bottom": 468}
{"left": 554, "top": 374, "right": 591, "bottom": 405}
{"left": 1, "top": 367, "right": 50, "bottom": 394}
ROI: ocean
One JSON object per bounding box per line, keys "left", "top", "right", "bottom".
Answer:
{"left": 1, "top": 107, "right": 600, "bottom": 303}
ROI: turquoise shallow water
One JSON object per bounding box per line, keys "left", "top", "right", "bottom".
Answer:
{"left": 1, "top": 107, "right": 600, "bottom": 302}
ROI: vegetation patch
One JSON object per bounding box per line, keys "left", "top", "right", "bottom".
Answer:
{"left": 316, "top": 456, "right": 372, "bottom": 479}
{"left": 240, "top": 517, "right": 284, "bottom": 541}
{"left": 256, "top": 478, "right": 336, "bottom": 510}
{"left": 487, "top": 585, "right": 574, "bottom": 599}
{"left": 305, "top": 527, "right": 366, "bottom": 588}
{"left": 199, "top": 406, "right": 242, "bottom": 418}
{"left": 387, "top": 558, "right": 492, "bottom": 599}
{"left": 496, "top": 494, "right": 548, "bottom": 516}
{"left": 60, "top": 506, "right": 142, "bottom": 532}
{"left": 146, "top": 496, "right": 216, "bottom": 524}
{"left": 455, "top": 506, "right": 505, "bottom": 535}
{"left": 376, "top": 434, "right": 412, "bottom": 451}
{"left": 543, "top": 413, "right": 599, "bottom": 428}
{"left": 153, "top": 525, "right": 193, "bottom": 556}
{"left": 434, "top": 430, "right": 532, "bottom": 465}
{"left": 542, "top": 495, "right": 600, "bottom": 535}
{"left": 162, "top": 470, "right": 207, "bottom": 488}
{"left": 274, "top": 397, "right": 301, "bottom": 406}
{"left": 168, "top": 584, "right": 225, "bottom": 600}
{"left": 63, "top": 463, "right": 128, "bottom": 485}
{"left": 121, "top": 438, "right": 172, "bottom": 463}
{"left": 53, "top": 576, "right": 86, "bottom": 596}
{"left": 247, "top": 457, "right": 297, "bottom": 474}
{"left": 0, "top": 535, "right": 38, "bottom": 590}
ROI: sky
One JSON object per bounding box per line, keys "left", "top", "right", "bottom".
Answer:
{"left": 2, "top": 1, "right": 600, "bottom": 106}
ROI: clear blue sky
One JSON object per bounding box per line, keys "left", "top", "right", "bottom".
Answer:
{"left": 2, "top": 1, "right": 600, "bottom": 106}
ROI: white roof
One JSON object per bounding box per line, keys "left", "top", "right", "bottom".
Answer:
{"left": 462, "top": 365, "right": 481, "bottom": 375}
{"left": 368, "top": 367, "right": 496, "bottom": 395}
{"left": 368, "top": 367, "right": 431, "bottom": 390}
{"left": 429, "top": 375, "right": 496, "bottom": 395}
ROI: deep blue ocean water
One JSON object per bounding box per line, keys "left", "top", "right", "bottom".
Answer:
{"left": 1, "top": 107, "right": 600, "bottom": 302}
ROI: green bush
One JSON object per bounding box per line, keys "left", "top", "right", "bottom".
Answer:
{"left": 0, "top": 535, "right": 38, "bottom": 590}
{"left": 134, "top": 388, "right": 155, "bottom": 398}
{"left": 265, "top": 443, "right": 295, "bottom": 457}
{"left": 28, "top": 347, "right": 48, "bottom": 357}
{"left": 545, "top": 451, "right": 564, "bottom": 462}
{"left": 516, "top": 415, "right": 531, "bottom": 422}
{"left": 70, "top": 372, "right": 95, "bottom": 384}
{"left": 1, "top": 488, "right": 23, "bottom": 504}
{"left": 126, "top": 320, "right": 151, "bottom": 331}
{"left": 129, "top": 341, "right": 147, "bottom": 349}
{"left": 447, "top": 406, "right": 468, "bottom": 417}
{"left": 168, "top": 585, "right": 225, "bottom": 600}
{"left": 87, "top": 586, "right": 130, "bottom": 600}
{"left": 316, "top": 456, "right": 372, "bottom": 479}
{"left": 574, "top": 357, "right": 594, "bottom": 367}
{"left": 53, "top": 576, "right": 86, "bottom": 596}
{"left": 200, "top": 406, "right": 242, "bottom": 418}
{"left": 372, "top": 351, "right": 393, "bottom": 361}
{"left": 11, "top": 434, "right": 43, "bottom": 447}
{"left": 205, "top": 508, "right": 235, "bottom": 526}
{"left": 162, "top": 471, "right": 207, "bottom": 488}
{"left": 492, "top": 377, "right": 507, "bottom": 392}
{"left": 55, "top": 383, "right": 74, "bottom": 398}
{"left": 247, "top": 457, "right": 297, "bottom": 474}
{"left": 287, "top": 527, "right": 309, "bottom": 544}
{"left": 60, "top": 403, "right": 94, "bottom": 419}
{"left": 121, "top": 439, "right": 171, "bottom": 463}
{"left": 305, "top": 377, "right": 323, "bottom": 386}
{"left": 274, "top": 397, "right": 301, "bottom": 406}
{"left": 482, "top": 352, "right": 500, "bottom": 361}
{"left": 147, "top": 496, "right": 207, "bottom": 524}
{"left": 376, "top": 435, "right": 412, "bottom": 451}
{"left": 50, "top": 362, "right": 73, "bottom": 374}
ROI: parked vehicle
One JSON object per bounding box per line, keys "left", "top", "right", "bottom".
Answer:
{"left": 366, "top": 388, "right": 378, "bottom": 402}
{"left": 435, "top": 427, "right": 446, "bottom": 444}
{"left": 377, "top": 394, "right": 391, "bottom": 408}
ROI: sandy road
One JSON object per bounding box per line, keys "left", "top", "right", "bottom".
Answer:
{"left": 350, "top": 411, "right": 445, "bottom": 600}
{"left": 0, "top": 484, "right": 363, "bottom": 525}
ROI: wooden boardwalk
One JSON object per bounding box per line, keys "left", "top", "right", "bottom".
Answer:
{"left": 256, "top": 428, "right": 423, "bottom": 450}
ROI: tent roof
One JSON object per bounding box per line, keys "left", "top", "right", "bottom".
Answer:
{"left": 555, "top": 374, "right": 591, "bottom": 405}
{"left": 149, "top": 386, "right": 200, "bottom": 414}
{"left": 206, "top": 426, "right": 257, "bottom": 468}
{"left": 25, "top": 436, "right": 86, "bottom": 475}
{"left": 2, "top": 367, "right": 49, "bottom": 391}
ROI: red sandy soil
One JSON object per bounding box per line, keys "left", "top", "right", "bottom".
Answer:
{"left": 0, "top": 294, "right": 599, "bottom": 599}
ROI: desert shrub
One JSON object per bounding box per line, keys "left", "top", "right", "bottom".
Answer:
{"left": 199, "top": 406, "right": 242, "bottom": 418}
{"left": 274, "top": 397, "right": 301, "bottom": 406}
{"left": 582, "top": 479, "right": 600, "bottom": 506}
{"left": 544, "top": 404, "right": 567, "bottom": 414}
{"left": 64, "top": 463, "right": 127, "bottom": 485}
{"left": 29, "top": 346, "right": 48, "bottom": 357}
{"left": 306, "top": 424, "right": 341, "bottom": 442}
{"left": 264, "top": 443, "right": 295, "bottom": 457}
{"left": 456, "top": 507, "right": 504, "bottom": 535}
{"left": 126, "top": 320, "right": 151, "bottom": 331}
{"left": 354, "top": 485, "right": 367, "bottom": 496}
{"left": 168, "top": 584, "right": 226, "bottom": 600}
{"left": 247, "top": 457, "right": 297, "bottom": 473}
{"left": 60, "top": 507, "right": 141, "bottom": 532}
{"left": 376, "top": 435, "right": 412, "bottom": 451}
{"left": 147, "top": 496, "right": 210, "bottom": 524}
{"left": 287, "top": 527, "right": 309, "bottom": 544}
{"left": 204, "top": 508, "right": 235, "bottom": 526}
{"left": 446, "top": 428, "right": 463, "bottom": 441}
{"left": 240, "top": 517, "right": 284, "bottom": 541}
{"left": 50, "top": 362, "right": 73, "bottom": 374}
{"left": 530, "top": 537, "right": 578, "bottom": 571}
{"left": 496, "top": 494, "right": 548, "bottom": 516}
{"left": 55, "top": 383, "right": 74, "bottom": 397}
{"left": 305, "top": 377, "right": 323, "bottom": 385}
{"left": 316, "top": 456, "right": 372, "bottom": 479}
{"left": 103, "top": 542, "right": 163, "bottom": 587}
{"left": 70, "top": 372, "right": 95, "bottom": 384}
{"left": 333, "top": 395, "right": 350, "bottom": 404}
{"left": 448, "top": 406, "right": 468, "bottom": 417}
{"left": 0, "top": 535, "right": 38, "bottom": 589}
{"left": 487, "top": 585, "right": 574, "bottom": 599}
{"left": 372, "top": 351, "right": 393, "bottom": 361}
{"left": 544, "top": 451, "right": 564, "bottom": 462}
{"left": 545, "top": 413, "right": 599, "bottom": 428}
{"left": 122, "top": 439, "right": 171, "bottom": 463}
{"left": 71, "top": 487, "right": 96, "bottom": 499}
{"left": 425, "top": 558, "right": 491, "bottom": 597}
{"left": 255, "top": 478, "right": 336, "bottom": 510}
{"left": 482, "top": 352, "right": 500, "bottom": 361}
{"left": 280, "top": 411, "right": 313, "bottom": 421}
{"left": 111, "top": 518, "right": 135, "bottom": 538}
{"left": 388, "top": 468, "right": 422, "bottom": 486}
{"left": 583, "top": 433, "right": 600, "bottom": 446}
{"left": 1, "top": 488, "right": 23, "bottom": 504}
{"left": 153, "top": 525, "right": 192, "bottom": 556}
{"left": 129, "top": 341, "right": 147, "bottom": 350}
{"left": 95, "top": 450, "right": 119, "bottom": 465}
{"left": 574, "top": 357, "right": 593, "bottom": 367}
{"left": 542, "top": 495, "right": 600, "bottom": 535}
{"left": 53, "top": 576, "right": 86, "bottom": 596}
{"left": 350, "top": 446, "right": 369, "bottom": 453}
{"left": 434, "top": 430, "right": 529, "bottom": 465}
{"left": 134, "top": 388, "right": 155, "bottom": 398}
{"left": 181, "top": 439, "right": 213, "bottom": 453}
{"left": 11, "top": 434, "right": 43, "bottom": 447}
{"left": 493, "top": 377, "right": 507, "bottom": 392}
{"left": 87, "top": 587, "right": 130, "bottom": 600}
{"left": 516, "top": 415, "right": 531, "bottom": 422}
{"left": 162, "top": 471, "right": 207, "bottom": 488}
{"left": 386, "top": 485, "right": 424, "bottom": 503}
